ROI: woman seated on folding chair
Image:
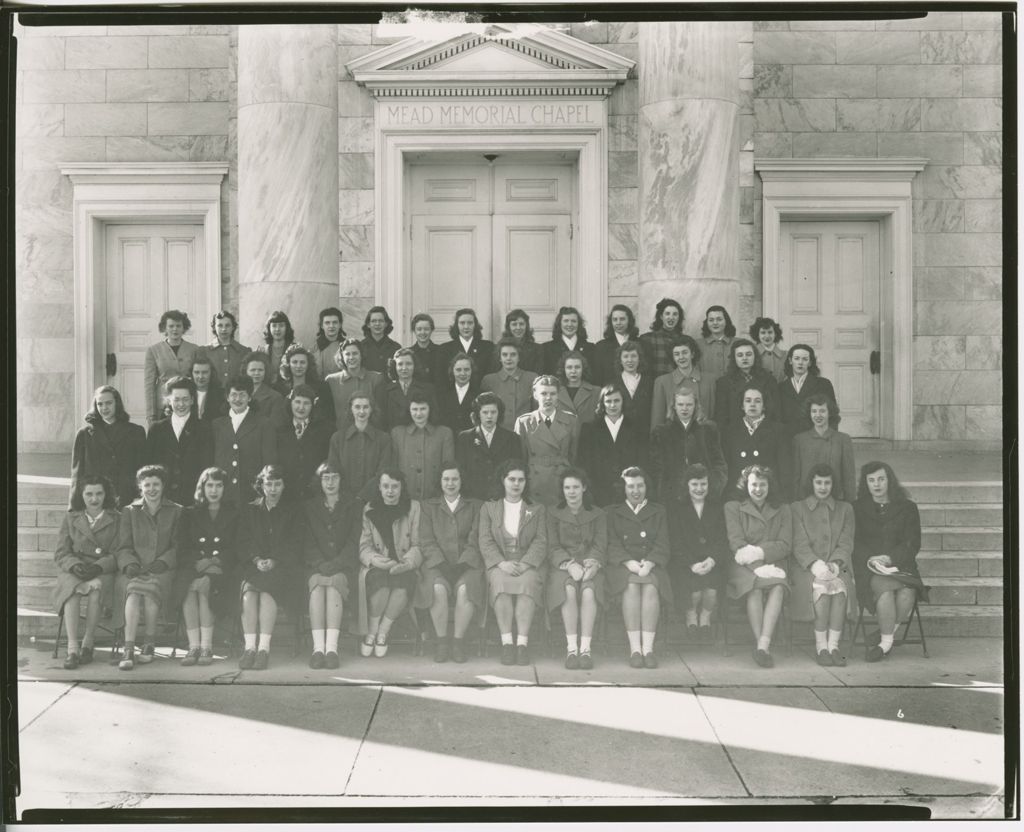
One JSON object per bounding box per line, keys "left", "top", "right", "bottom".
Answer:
{"left": 790, "top": 463, "right": 856, "bottom": 668}
{"left": 357, "top": 468, "right": 423, "bottom": 658}
{"left": 669, "top": 463, "right": 728, "bottom": 638}
{"left": 606, "top": 466, "right": 672, "bottom": 670}
{"left": 173, "top": 466, "right": 239, "bottom": 667}
{"left": 418, "top": 463, "right": 485, "bottom": 664}
{"left": 852, "top": 460, "right": 929, "bottom": 663}
{"left": 237, "top": 464, "right": 300, "bottom": 671}
{"left": 725, "top": 464, "right": 792, "bottom": 669}
{"left": 115, "top": 465, "right": 182, "bottom": 670}
{"left": 546, "top": 468, "right": 607, "bottom": 671}
{"left": 303, "top": 462, "right": 362, "bottom": 670}
{"left": 479, "top": 459, "right": 548, "bottom": 667}
{"left": 53, "top": 474, "right": 121, "bottom": 669}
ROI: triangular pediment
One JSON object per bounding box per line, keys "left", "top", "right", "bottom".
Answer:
{"left": 348, "top": 25, "right": 633, "bottom": 98}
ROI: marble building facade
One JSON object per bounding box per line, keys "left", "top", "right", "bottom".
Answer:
{"left": 14, "top": 13, "right": 1004, "bottom": 453}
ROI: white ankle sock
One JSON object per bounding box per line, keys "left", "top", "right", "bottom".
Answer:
{"left": 244, "top": 633, "right": 257, "bottom": 650}
{"left": 257, "top": 633, "right": 272, "bottom": 652}
{"left": 580, "top": 636, "right": 592, "bottom": 653}
{"left": 516, "top": 634, "right": 529, "bottom": 647}
{"left": 627, "top": 630, "right": 641, "bottom": 653}
{"left": 685, "top": 609, "right": 698, "bottom": 626}
{"left": 698, "top": 609, "right": 712, "bottom": 627}
{"left": 641, "top": 631, "right": 656, "bottom": 654}
{"left": 187, "top": 628, "right": 200, "bottom": 649}
{"left": 814, "top": 630, "right": 828, "bottom": 652}
{"left": 565, "top": 634, "right": 578, "bottom": 654}
{"left": 312, "top": 630, "right": 326, "bottom": 653}
{"left": 501, "top": 632, "right": 513, "bottom": 646}
{"left": 326, "top": 628, "right": 340, "bottom": 653}
{"left": 827, "top": 629, "right": 842, "bottom": 651}
{"left": 199, "top": 626, "right": 213, "bottom": 649}
{"left": 757, "top": 635, "right": 771, "bottom": 652}
{"left": 880, "top": 633, "right": 894, "bottom": 652}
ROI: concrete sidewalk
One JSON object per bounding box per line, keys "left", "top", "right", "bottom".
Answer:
{"left": 14, "top": 638, "right": 1006, "bottom": 819}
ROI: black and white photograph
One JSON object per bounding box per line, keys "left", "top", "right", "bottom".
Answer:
{"left": 6, "top": 0, "right": 1014, "bottom": 823}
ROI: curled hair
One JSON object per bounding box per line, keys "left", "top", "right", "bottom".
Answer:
{"left": 806, "top": 463, "right": 836, "bottom": 497}
{"left": 614, "top": 339, "right": 646, "bottom": 374}
{"left": 556, "top": 466, "right": 594, "bottom": 510}
{"left": 348, "top": 390, "right": 375, "bottom": 414}
{"left": 193, "top": 467, "right": 228, "bottom": 505}
{"left": 253, "top": 464, "right": 287, "bottom": 495}
{"left": 368, "top": 467, "right": 412, "bottom": 514}
{"left": 315, "top": 307, "right": 346, "bottom": 350}
{"left": 674, "top": 334, "right": 703, "bottom": 367}
{"left": 470, "top": 390, "right": 505, "bottom": 425}
{"left": 701, "top": 305, "right": 736, "bottom": 339}
{"left": 532, "top": 374, "right": 561, "bottom": 391}
{"left": 784, "top": 343, "right": 821, "bottom": 378}
{"left": 335, "top": 337, "right": 363, "bottom": 370}
{"left": 387, "top": 347, "right": 417, "bottom": 381}
{"left": 227, "top": 374, "right": 254, "bottom": 396}
{"left": 316, "top": 461, "right": 341, "bottom": 478}
{"left": 682, "top": 463, "right": 709, "bottom": 485}
{"left": 803, "top": 392, "right": 839, "bottom": 427}
{"left": 556, "top": 350, "right": 590, "bottom": 384}
{"left": 136, "top": 464, "right": 168, "bottom": 486}
{"left": 447, "top": 351, "right": 476, "bottom": 383}
{"left": 502, "top": 309, "right": 536, "bottom": 344}
{"left": 262, "top": 310, "right": 295, "bottom": 347}
{"left": 242, "top": 351, "right": 271, "bottom": 372}
{"left": 86, "top": 385, "right": 130, "bottom": 424}
{"left": 620, "top": 466, "right": 651, "bottom": 490}
{"left": 439, "top": 460, "right": 464, "bottom": 482}
{"left": 551, "top": 306, "right": 588, "bottom": 343}
{"left": 749, "top": 316, "right": 783, "bottom": 345}
{"left": 725, "top": 339, "right": 762, "bottom": 378}
{"left": 410, "top": 312, "right": 435, "bottom": 334}
{"left": 210, "top": 310, "right": 238, "bottom": 338}
{"left": 163, "top": 376, "right": 197, "bottom": 400}
{"left": 70, "top": 474, "right": 117, "bottom": 512}
{"left": 856, "top": 461, "right": 910, "bottom": 505}
{"left": 158, "top": 309, "right": 192, "bottom": 334}
{"left": 650, "top": 298, "right": 685, "bottom": 334}
{"left": 737, "top": 464, "right": 780, "bottom": 506}
{"left": 362, "top": 306, "right": 395, "bottom": 338}
{"left": 289, "top": 383, "right": 319, "bottom": 404}
{"left": 448, "top": 308, "right": 483, "bottom": 342}
{"left": 495, "top": 458, "right": 531, "bottom": 503}
{"left": 603, "top": 303, "right": 639, "bottom": 341}
{"left": 495, "top": 336, "right": 521, "bottom": 361}
{"left": 595, "top": 382, "right": 627, "bottom": 418}
{"left": 279, "top": 344, "right": 320, "bottom": 385}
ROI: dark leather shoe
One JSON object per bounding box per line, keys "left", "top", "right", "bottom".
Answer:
{"left": 63, "top": 652, "right": 80, "bottom": 670}
{"left": 238, "top": 649, "right": 256, "bottom": 670}
{"left": 578, "top": 652, "right": 593, "bottom": 670}
{"left": 181, "top": 647, "right": 201, "bottom": 667}
{"left": 324, "top": 651, "right": 340, "bottom": 669}
{"left": 754, "top": 648, "right": 774, "bottom": 668}
{"left": 516, "top": 644, "right": 530, "bottom": 666}
{"left": 79, "top": 646, "right": 94, "bottom": 665}
{"left": 197, "top": 648, "right": 214, "bottom": 666}
{"left": 867, "top": 630, "right": 882, "bottom": 647}
{"left": 816, "top": 649, "right": 833, "bottom": 667}
{"left": 643, "top": 651, "right": 658, "bottom": 669}
{"left": 865, "top": 645, "right": 886, "bottom": 663}
{"left": 564, "top": 652, "right": 579, "bottom": 670}
{"left": 629, "top": 651, "right": 644, "bottom": 669}
{"left": 434, "top": 638, "right": 450, "bottom": 663}
{"left": 451, "top": 639, "right": 467, "bottom": 663}
{"left": 830, "top": 649, "right": 847, "bottom": 667}
{"left": 309, "top": 651, "right": 325, "bottom": 669}
{"left": 500, "top": 644, "right": 515, "bottom": 665}
{"left": 253, "top": 649, "right": 269, "bottom": 670}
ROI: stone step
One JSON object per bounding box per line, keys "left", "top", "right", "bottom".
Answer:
{"left": 918, "top": 503, "right": 1004, "bottom": 527}
{"left": 18, "top": 504, "right": 68, "bottom": 529}
{"left": 869, "top": 605, "right": 1004, "bottom": 638}
{"left": 18, "top": 551, "right": 59, "bottom": 578}
{"left": 918, "top": 550, "right": 1002, "bottom": 577}
{"left": 920, "top": 526, "right": 1004, "bottom": 551}
{"left": 17, "top": 527, "right": 61, "bottom": 553}
{"left": 924, "top": 577, "right": 1002, "bottom": 606}
{"left": 17, "top": 479, "right": 70, "bottom": 505}
{"left": 904, "top": 481, "right": 1003, "bottom": 504}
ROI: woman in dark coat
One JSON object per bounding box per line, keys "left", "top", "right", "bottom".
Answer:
{"left": 436, "top": 308, "right": 494, "bottom": 383}
{"left": 376, "top": 347, "right": 437, "bottom": 432}
{"left": 546, "top": 468, "right": 606, "bottom": 670}
{"left": 606, "top": 466, "right": 672, "bottom": 669}
{"left": 615, "top": 340, "right": 655, "bottom": 434}
{"left": 146, "top": 376, "right": 212, "bottom": 507}
{"left": 418, "top": 463, "right": 485, "bottom": 663}
{"left": 852, "top": 461, "right": 928, "bottom": 663}
{"left": 649, "top": 387, "right": 727, "bottom": 503}
{"left": 237, "top": 464, "right": 300, "bottom": 670}
{"left": 778, "top": 344, "right": 839, "bottom": 438}
{"left": 713, "top": 339, "right": 780, "bottom": 432}
{"left": 592, "top": 304, "right": 639, "bottom": 386}
{"left": 721, "top": 384, "right": 790, "bottom": 503}
{"left": 725, "top": 464, "right": 792, "bottom": 668}
{"left": 53, "top": 474, "right": 120, "bottom": 669}
{"left": 408, "top": 312, "right": 442, "bottom": 388}
{"left": 70, "top": 385, "right": 146, "bottom": 510}
{"left": 579, "top": 383, "right": 647, "bottom": 507}
{"left": 211, "top": 375, "right": 278, "bottom": 506}
{"left": 303, "top": 462, "right": 361, "bottom": 670}
{"left": 668, "top": 464, "right": 728, "bottom": 636}
{"left": 489, "top": 308, "right": 542, "bottom": 373}
{"left": 455, "top": 392, "right": 519, "bottom": 502}
{"left": 173, "top": 466, "right": 239, "bottom": 666}
{"left": 542, "top": 306, "right": 595, "bottom": 378}
{"left": 359, "top": 306, "right": 403, "bottom": 375}
{"left": 434, "top": 353, "right": 479, "bottom": 436}
{"left": 275, "top": 384, "right": 335, "bottom": 502}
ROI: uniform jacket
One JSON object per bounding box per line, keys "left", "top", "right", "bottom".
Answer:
{"left": 649, "top": 418, "right": 727, "bottom": 502}
{"left": 714, "top": 368, "right": 781, "bottom": 430}
{"left": 359, "top": 335, "right": 402, "bottom": 374}
{"left": 651, "top": 367, "right": 717, "bottom": 430}
{"left": 302, "top": 495, "right": 361, "bottom": 578}
{"left": 211, "top": 410, "right": 278, "bottom": 505}
{"left": 144, "top": 339, "right": 200, "bottom": 421}
{"left": 791, "top": 428, "right": 856, "bottom": 502}
{"left": 455, "top": 425, "right": 519, "bottom": 502}
{"left": 478, "top": 499, "right": 548, "bottom": 569}
{"left": 419, "top": 496, "right": 484, "bottom": 570}
{"left": 778, "top": 374, "right": 840, "bottom": 437}
{"left": 852, "top": 498, "right": 925, "bottom": 612}
{"left": 557, "top": 382, "right": 600, "bottom": 427}
{"left": 790, "top": 496, "right": 856, "bottom": 621}
{"left": 276, "top": 418, "right": 335, "bottom": 501}
{"left": 376, "top": 379, "right": 438, "bottom": 432}
{"left": 326, "top": 424, "right": 395, "bottom": 502}
{"left": 724, "top": 500, "right": 793, "bottom": 599}
{"left": 513, "top": 409, "right": 580, "bottom": 506}
{"left": 200, "top": 339, "right": 250, "bottom": 390}
{"left": 579, "top": 416, "right": 648, "bottom": 507}
{"left": 390, "top": 422, "right": 455, "bottom": 501}
{"left": 52, "top": 509, "right": 120, "bottom": 612}
{"left": 146, "top": 413, "right": 212, "bottom": 506}
{"left": 70, "top": 417, "right": 146, "bottom": 509}
{"left": 434, "top": 382, "right": 479, "bottom": 435}
{"left": 480, "top": 369, "right": 538, "bottom": 431}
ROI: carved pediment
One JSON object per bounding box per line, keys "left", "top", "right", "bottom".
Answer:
{"left": 348, "top": 25, "right": 633, "bottom": 97}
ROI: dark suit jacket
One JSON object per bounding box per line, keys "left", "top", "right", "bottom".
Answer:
{"left": 713, "top": 369, "right": 780, "bottom": 430}
{"left": 579, "top": 416, "right": 648, "bottom": 507}
{"left": 275, "top": 418, "right": 335, "bottom": 502}
{"left": 777, "top": 374, "right": 840, "bottom": 437}
{"left": 434, "top": 383, "right": 479, "bottom": 436}
{"left": 211, "top": 410, "right": 277, "bottom": 505}
{"left": 455, "top": 425, "right": 519, "bottom": 502}
{"left": 541, "top": 337, "right": 596, "bottom": 379}
{"left": 70, "top": 417, "right": 147, "bottom": 509}
{"left": 375, "top": 380, "right": 437, "bottom": 432}
{"left": 146, "top": 414, "right": 213, "bottom": 506}
{"left": 591, "top": 336, "right": 629, "bottom": 386}
{"left": 194, "top": 387, "right": 228, "bottom": 425}
{"left": 721, "top": 417, "right": 791, "bottom": 502}
{"left": 437, "top": 337, "right": 494, "bottom": 379}
{"left": 620, "top": 374, "right": 655, "bottom": 436}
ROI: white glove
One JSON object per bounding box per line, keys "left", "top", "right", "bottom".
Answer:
{"left": 753, "top": 563, "right": 786, "bottom": 580}
{"left": 636, "top": 560, "right": 654, "bottom": 578}
{"left": 691, "top": 556, "right": 715, "bottom": 576}
{"left": 810, "top": 559, "right": 831, "bottom": 580}
{"left": 735, "top": 545, "right": 764, "bottom": 566}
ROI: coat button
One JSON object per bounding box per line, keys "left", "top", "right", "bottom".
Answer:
{"left": 199, "top": 537, "right": 206, "bottom": 543}
{"left": 753, "top": 450, "right": 759, "bottom": 457}
{"left": 232, "top": 478, "right": 238, "bottom": 484}
{"left": 740, "top": 451, "right": 747, "bottom": 458}
{"left": 233, "top": 444, "right": 239, "bottom": 450}
{"left": 95, "top": 547, "right": 102, "bottom": 554}
{"left": 213, "top": 537, "right": 220, "bottom": 543}
{"left": 232, "top": 461, "right": 238, "bottom": 466}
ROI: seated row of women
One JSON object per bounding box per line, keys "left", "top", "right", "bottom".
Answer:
{"left": 55, "top": 455, "right": 926, "bottom": 674}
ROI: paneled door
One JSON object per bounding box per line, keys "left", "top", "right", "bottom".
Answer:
{"left": 104, "top": 224, "right": 206, "bottom": 423}
{"left": 779, "top": 220, "right": 880, "bottom": 437}
{"left": 408, "top": 159, "right": 574, "bottom": 343}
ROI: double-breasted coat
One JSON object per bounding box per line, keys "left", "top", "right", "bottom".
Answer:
{"left": 791, "top": 427, "right": 856, "bottom": 502}
{"left": 724, "top": 500, "right": 793, "bottom": 600}
{"left": 52, "top": 510, "right": 120, "bottom": 612}
{"left": 211, "top": 410, "right": 278, "bottom": 505}
{"left": 651, "top": 367, "right": 717, "bottom": 430}
{"left": 418, "top": 496, "right": 485, "bottom": 610}
{"left": 276, "top": 418, "right": 334, "bottom": 502}
{"left": 70, "top": 416, "right": 147, "bottom": 509}
{"left": 326, "top": 424, "right": 395, "bottom": 502}
{"left": 852, "top": 498, "right": 927, "bottom": 613}
{"left": 303, "top": 495, "right": 361, "bottom": 599}
{"left": 557, "top": 382, "right": 600, "bottom": 427}
{"left": 391, "top": 422, "right": 455, "bottom": 501}
{"left": 146, "top": 413, "right": 213, "bottom": 506}
{"left": 478, "top": 499, "right": 548, "bottom": 605}
{"left": 545, "top": 504, "right": 607, "bottom": 611}
{"left": 455, "top": 425, "right": 520, "bottom": 502}
{"left": 649, "top": 418, "right": 727, "bottom": 502}
{"left": 667, "top": 497, "right": 729, "bottom": 596}
{"left": 357, "top": 501, "right": 423, "bottom": 632}
{"left": 434, "top": 382, "right": 479, "bottom": 435}
{"left": 513, "top": 409, "right": 580, "bottom": 506}
{"left": 170, "top": 503, "right": 240, "bottom": 615}
{"left": 578, "top": 416, "right": 648, "bottom": 508}
{"left": 144, "top": 339, "right": 200, "bottom": 422}
{"left": 790, "top": 496, "right": 856, "bottom": 621}
{"left": 480, "top": 369, "right": 538, "bottom": 431}
{"left": 237, "top": 497, "right": 301, "bottom": 605}
{"left": 605, "top": 501, "right": 673, "bottom": 605}
{"left": 778, "top": 374, "right": 840, "bottom": 437}
{"left": 722, "top": 417, "right": 791, "bottom": 501}
{"left": 114, "top": 499, "right": 182, "bottom": 626}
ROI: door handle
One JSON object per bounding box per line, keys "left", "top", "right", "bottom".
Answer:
{"left": 869, "top": 350, "right": 880, "bottom": 375}
{"left": 106, "top": 353, "right": 117, "bottom": 376}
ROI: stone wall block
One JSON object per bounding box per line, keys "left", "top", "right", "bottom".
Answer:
{"left": 923, "top": 232, "right": 1002, "bottom": 267}
{"left": 961, "top": 31, "right": 1002, "bottom": 63}
{"left": 913, "top": 406, "right": 967, "bottom": 440}
{"left": 876, "top": 65, "right": 962, "bottom": 98}
{"left": 755, "top": 99, "right": 835, "bottom": 131}
{"left": 339, "top": 225, "right": 372, "bottom": 262}
{"left": 148, "top": 35, "right": 230, "bottom": 69}
{"left": 913, "top": 200, "right": 964, "bottom": 233}
{"left": 189, "top": 68, "right": 230, "bottom": 102}
{"left": 964, "top": 406, "right": 1001, "bottom": 439}
{"left": 965, "top": 335, "right": 1002, "bottom": 370}
{"left": 753, "top": 132, "right": 793, "bottom": 157}
{"left": 65, "top": 35, "right": 147, "bottom": 69}
{"left": 18, "top": 302, "right": 74, "bottom": 337}
{"left": 339, "top": 190, "right": 373, "bottom": 226}
{"left": 836, "top": 99, "right": 920, "bottom": 131}
{"left": 789, "top": 19, "right": 876, "bottom": 31}
{"left": 922, "top": 99, "right": 1001, "bottom": 131}
{"left": 18, "top": 37, "right": 66, "bottom": 70}
{"left": 915, "top": 300, "right": 1002, "bottom": 334}
{"left": 608, "top": 187, "right": 639, "bottom": 224}
{"left": 105, "top": 136, "right": 190, "bottom": 162}
{"left": 792, "top": 132, "right": 877, "bottom": 156}
{"left": 964, "top": 66, "right": 1001, "bottom": 97}
{"left": 792, "top": 65, "right": 875, "bottom": 98}
{"left": 338, "top": 81, "right": 373, "bottom": 117}
{"left": 609, "top": 79, "right": 638, "bottom": 116}
{"left": 738, "top": 78, "right": 753, "bottom": 115}
{"left": 338, "top": 117, "right": 374, "bottom": 152}
{"left": 148, "top": 102, "right": 228, "bottom": 135}
{"left": 23, "top": 70, "right": 105, "bottom": 104}
{"left": 17, "top": 104, "right": 64, "bottom": 138}
{"left": 964, "top": 200, "right": 1002, "bottom": 233}
{"left": 836, "top": 31, "right": 919, "bottom": 63}
{"left": 964, "top": 267, "right": 1001, "bottom": 300}
{"left": 64, "top": 102, "right": 146, "bottom": 137}
{"left": 754, "top": 32, "right": 836, "bottom": 64}
{"left": 608, "top": 261, "right": 639, "bottom": 296}
{"left": 608, "top": 150, "right": 639, "bottom": 188}
{"left": 877, "top": 132, "right": 963, "bottom": 164}
{"left": 608, "top": 22, "right": 639, "bottom": 43}
{"left": 608, "top": 224, "right": 639, "bottom": 261}
{"left": 338, "top": 261, "right": 374, "bottom": 296}
{"left": 609, "top": 115, "right": 638, "bottom": 151}
{"left": 964, "top": 132, "right": 1001, "bottom": 165}
{"left": 189, "top": 135, "right": 229, "bottom": 161}
{"left": 336, "top": 24, "right": 372, "bottom": 44}
{"left": 15, "top": 337, "right": 75, "bottom": 372}
{"left": 913, "top": 336, "right": 965, "bottom": 369}
{"left": 338, "top": 152, "right": 373, "bottom": 189}
{"left": 739, "top": 42, "right": 754, "bottom": 79}
{"left": 920, "top": 165, "right": 1001, "bottom": 199}
{"left": 106, "top": 69, "right": 189, "bottom": 102}
{"left": 962, "top": 12, "right": 1003, "bottom": 30}
{"left": 922, "top": 31, "right": 965, "bottom": 63}
{"left": 22, "top": 136, "right": 105, "bottom": 170}
{"left": 913, "top": 266, "right": 964, "bottom": 300}
{"left": 754, "top": 65, "right": 791, "bottom": 98}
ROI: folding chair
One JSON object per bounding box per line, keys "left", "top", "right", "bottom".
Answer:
{"left": 852, "top": 599, "right": 929, "bottom": 658}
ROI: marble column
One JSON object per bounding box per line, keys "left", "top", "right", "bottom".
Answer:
{"left": 638, "top": 22, "right": 741, "bottom": 331}
{"left": 238, "top": 26, "right": 338, "bottom": 350}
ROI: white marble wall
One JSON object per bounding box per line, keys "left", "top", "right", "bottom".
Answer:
{"left": 237, "top": 26, "right": 338, "bottom": 349}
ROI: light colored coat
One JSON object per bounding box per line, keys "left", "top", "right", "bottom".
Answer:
{"left": 651, "top": 367, "right": 716, "bottom": 430}
{"left": 556, "top": 382, "right": 600, "bottom": 427}
{"left": 790, "top": 496, "right": 856, "bottom": 621}
{"left": 791, "top": 427, "right": 856, "bottom": 502}
{"left": 724, "top": 500, "right": 792, "bottom": 600}
{"left": 144, "top": 339, "right": 200, "bottom": 421}
{"left": 513, "top": 409, "right": 579, "bottom": 506}
{"left": 356, "top": 501, "right": 423, "bottom": 632}
{"left": 478, "top": 500, "right": 548, "bottom": 570}
{"left": 390, "top": 422, "right": 455, "bottom": 501}
{"left": 52, "top": 510, "right": 120, "bottom": 612}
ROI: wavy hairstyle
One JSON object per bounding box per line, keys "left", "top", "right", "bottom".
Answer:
{"left": 501, "top": 308, "right": 536, "bottom": 343}
{"left": 262, "top": 310, "right": 295, "bottom": 347}
{"left": 193, "top": 467, "right": 228, "bottom": 506}
{"left": 448, "top": 308, "right": 483, "bottom": 342}
{"left": 159, "top": 309, "right": 192, "bottom": 334}
{"left": 614, "top": 340, "right": 647, "bottom": 374}
{"left": 279, "top": 344, "right": 320, "bottom": 385}
{"left": 855, "top": 460, "right": 910, "bottom": 505}
{"left": 470, "top": 390, "right": 505, "bottom": 426}
{"left": 603, "top": 303, "right": 639, "bottom": 341}
{"left": 650, "top": 298, "right": 685, "bottom": 334}
{"left": 85, "top": 385, "right": 130, "bottom": 424}
{"left": 494, "top": 457, "right": 532, "bottom": 504}
{"left": 70, "top": 473, "right": 118, "bottom": 511}
{"left": 210, "top": 310, "right": 238, "bottom": 338}
{"left": 314, "top": 307, "right": 346, "bottom": 350}
{"left": 556, "top": 466, "right": 594, "bottom": 510}
{"left": 362, "top": 306, "right": 395, "bottom": 338}
{"left": 784, "top": 343, "right": 821, "bottom": 378}
{"left": 551, "top": 306, "right": 589, "bottom": 343}
{"left": 701, "top": 305, "right": 737, "bottom": 339}
{"left": 367, "top": 467, "right": 412, "bottom": 514}
{"left": 737, "top": 463, "right": 781, "bottom": 507}
{"left": 749, "top": 316, "right": 783, "bottom": 345}
{"left": 724, "top": 339, "right": 763, "bottom": 378}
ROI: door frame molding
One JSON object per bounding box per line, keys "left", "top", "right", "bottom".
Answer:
{"left": 756, "top": 157, "right": 927, "bottom": 442}
{"left": 62, "top": 162, "right": 227, "bottom": 423}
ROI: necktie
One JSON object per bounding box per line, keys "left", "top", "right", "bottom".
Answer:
{"left": 295, "top": 421, "right": 305, "bottom": 439}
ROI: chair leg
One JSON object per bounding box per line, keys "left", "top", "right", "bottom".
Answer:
{"left": 904, "top": 600, "right": 929, "bottom": 658}
{"left": 52, "top": 609, "right": 65, "bottom": 659}
{"left": 851, "top": 605, "right": 866, "bottom": 647}
{"left": 171, "top": 608, "right": 182, "bottom": 658}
